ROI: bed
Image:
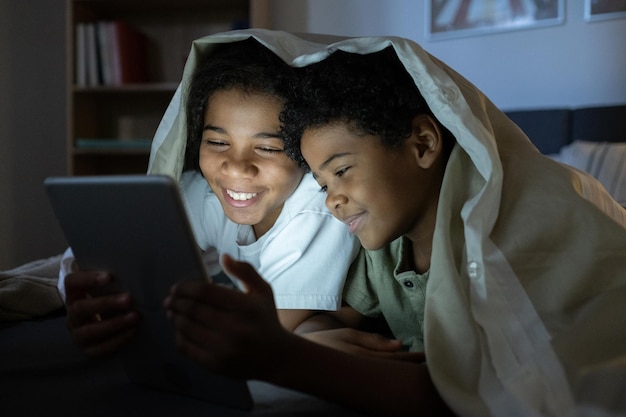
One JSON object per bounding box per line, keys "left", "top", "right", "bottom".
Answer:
{"left": 1, "top": 104, "right": 625, "bottom": 416}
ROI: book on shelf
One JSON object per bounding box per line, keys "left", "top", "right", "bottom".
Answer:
{"left": 75, "top": 20, "right": 149, "bottom": 87}
{"left": 86, "top": 23, "right": 100, "bottom": 86}
{"left": 74, "top": 23, "right": 87, "bottom": 87}
{"left": 96, "top": 21, "right": 114, "bottom": 85}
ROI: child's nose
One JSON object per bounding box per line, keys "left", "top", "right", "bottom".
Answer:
{"left": 222, "top": 155, "right": 257, "bottom": 177}
{"left": 325, "top": 189, "right": 347, "bottom": 211}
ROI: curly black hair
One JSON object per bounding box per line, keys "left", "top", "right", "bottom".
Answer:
{"left": 281, "top": 46, "right": 453, "bottom": 169}
{"left": 184, "top": 38, "right": 296, "bottom": 171}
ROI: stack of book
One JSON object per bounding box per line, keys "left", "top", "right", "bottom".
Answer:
{"left": 75, "top": 20, "right": 149, "bottom": 87}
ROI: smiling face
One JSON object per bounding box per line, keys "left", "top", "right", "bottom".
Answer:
{"left": 300, "top": 120, "right": 443, "bottom": 252}
{"left": 199, "top": 89, "right": 305, "bottom": 238}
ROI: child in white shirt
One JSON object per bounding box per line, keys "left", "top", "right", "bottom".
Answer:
{"left": 59, "top": 36, "right": 359, "bottom": 357}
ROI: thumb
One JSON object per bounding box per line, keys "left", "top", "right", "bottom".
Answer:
{"left": 221, "top": 254, "right": 273, "bottom": 297}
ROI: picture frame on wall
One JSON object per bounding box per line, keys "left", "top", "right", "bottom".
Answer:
{"left": 584, "top": 0, "right": 626, "bottom": 21}
{"left": 426, "top": 0, "right": 565, "bottom": 40}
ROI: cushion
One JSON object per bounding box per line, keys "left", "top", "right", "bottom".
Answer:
{"left": 0, "top": 254, "right": 64, "bottom": 320}
{"left": 552, "top": 141, "right": 626, "bottom": 206}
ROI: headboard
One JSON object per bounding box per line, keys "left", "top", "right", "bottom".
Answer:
{"left": 505, "top": 104, "right": 626, "bottom": 155}
{"left": 505, "top": 104, "right": 626, "bottom": 206}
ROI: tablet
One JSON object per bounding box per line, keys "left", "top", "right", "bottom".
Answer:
{"left": 44, "top": 174, "right": 252, "bottom": 410}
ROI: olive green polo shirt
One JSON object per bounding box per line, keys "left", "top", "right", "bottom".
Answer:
{"left": 343, "top": 236, "right": 429, "bottom": 352}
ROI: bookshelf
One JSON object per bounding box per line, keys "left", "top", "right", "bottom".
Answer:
{"left": 68, "top": 0, "right": 270, "bottom": 175}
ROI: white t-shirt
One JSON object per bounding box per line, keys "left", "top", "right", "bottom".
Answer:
{"left": 58, "top": 170, "right": 359, "bottom": 311}
{"left": 179, "top": 170, "right": 359, "bottom": 310}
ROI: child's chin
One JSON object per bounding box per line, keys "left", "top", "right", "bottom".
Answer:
{"left": 359, "top": 237, "right": 385, "bottom": 252}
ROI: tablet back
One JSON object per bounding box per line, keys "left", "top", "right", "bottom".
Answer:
{"left": 44, "top": 174, "right": 253, "bottom": 410}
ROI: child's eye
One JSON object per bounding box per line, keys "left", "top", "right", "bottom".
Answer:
{"left": 335, "top": 167, "right": 350, "bottom": 177}
{"left": 319, "top": 184, "right": 328, "bottom": 193}
{"left": 203, "top": 139, "right": 227, "bottom": 147}
{"left": 257, "top": 146, "right": 283, "bottom": 154}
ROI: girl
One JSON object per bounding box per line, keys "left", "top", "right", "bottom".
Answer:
{"left": 59, "top": 35, "right": 359, "bottom": 357}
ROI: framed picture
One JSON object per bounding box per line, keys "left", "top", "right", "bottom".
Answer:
{"left": 427, "top": 0, "right": 565, "bottom": 40}
{"left": 585, "top": 0, "right": 626, "bottom": 21}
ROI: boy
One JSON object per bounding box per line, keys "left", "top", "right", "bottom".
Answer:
{"left": 166, "top": 31, "right": 626, "bottom": 416}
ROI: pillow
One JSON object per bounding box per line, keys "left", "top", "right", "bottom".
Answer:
{"left": 0, "top": 254, "right": 64, "bottom": 320}
{"left": 551, "top": 141, "right": 626, "bottom": 207}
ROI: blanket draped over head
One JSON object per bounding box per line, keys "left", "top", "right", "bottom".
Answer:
{"left": 149, "top": 29, "right": 626, "bottom": 417}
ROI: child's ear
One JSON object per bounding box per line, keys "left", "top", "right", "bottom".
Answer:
{"left": 409, "top": 114, "right": 443, "bottom": 169}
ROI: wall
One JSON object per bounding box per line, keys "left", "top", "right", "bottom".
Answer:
{"left": 0, "top": 0, "right": 68, "bottom": 269}
{"left": 269, "top": 0, "right": 626, "bottom": 110}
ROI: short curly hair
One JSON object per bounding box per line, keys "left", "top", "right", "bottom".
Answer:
{"left": 281, "top": 46, "right": 452, "bottom": 169}
{"left": 184, "top": 38, "right": 296, "bottom": 171}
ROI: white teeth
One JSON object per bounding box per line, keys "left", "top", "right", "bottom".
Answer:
{"left": 226, "top": 189, "right": 258, "bottom": 201}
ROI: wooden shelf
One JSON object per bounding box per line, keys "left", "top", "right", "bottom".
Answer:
{"left": 68, "top": 0, "right": 265, "bottom": 176}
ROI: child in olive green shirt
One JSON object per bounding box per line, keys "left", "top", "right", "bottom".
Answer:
{"left": 166, "top": 30, "right": 626, "bottom": 417}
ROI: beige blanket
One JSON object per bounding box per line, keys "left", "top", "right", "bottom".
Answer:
{"left": 149, "top": 30, "right": 626, "bottom": 417}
